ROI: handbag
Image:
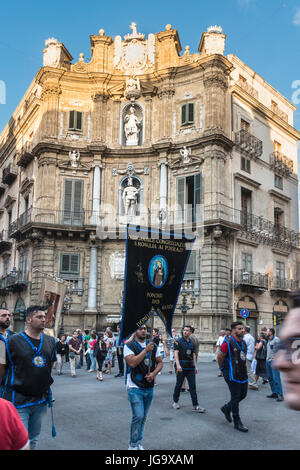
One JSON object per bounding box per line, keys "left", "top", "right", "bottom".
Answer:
{"left": 256, "top": 341, "right": 267, "bottom": 360}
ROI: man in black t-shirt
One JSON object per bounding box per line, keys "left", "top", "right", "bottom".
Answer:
{"left": 0, "top": 305, "right": 56, "bottom": 450}
{"left": 172, "top": 325, "right": 206, "bottom": 413}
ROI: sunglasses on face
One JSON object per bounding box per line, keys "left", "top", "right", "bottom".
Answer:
{"left": 277, "top": 337, "right": 300, "bottom": 363}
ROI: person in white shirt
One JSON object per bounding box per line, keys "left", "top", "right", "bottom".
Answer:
{"left": 214, "top": 330, "right": 226, "bottom": 360}
{"left": 244, "top": 326, "right": 258, "bottom": 390}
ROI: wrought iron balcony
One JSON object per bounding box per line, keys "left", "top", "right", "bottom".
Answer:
{"left": 270, "top": 151, "right": 293, "bottom": 176}
{"left": 0, "top": 230, "right": 12, "bottom": 254}
{"left": 0, "top": 270, "right": 28, "bottom": 293}
{"left": 17, "top": 141, "right": 35, "bottom": 168}
{"left": 234, "top": 269, "right": 269, "bottom": 290}
{"left": 2, "top": 163, "right": 18, "bottom": 185}
{"left": 235, "top": 129, "right": 263, "bottom": 159}
{"left": 270, "top": 277, "right": 299, "bottom": 292}
{"left": 58, "top": 276, "right": 84, "bottom": 296}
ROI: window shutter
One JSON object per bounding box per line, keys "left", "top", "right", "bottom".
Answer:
{"left": 63, "top": 180, "right": 73, "bottom": 216}
{"left": 61, "top": 254, "right": 70, "bottom": 272}
{"left": 194, "top": 173, "right": 202, "bottom": 222}
{"left": 76, "top": 111, "right": 83, "bottom": 131}
{"left": 69, "top": 111, "right": 75, "bottom": 130}
{"left": 73, "top": 180, "right": 83, "bottom": 223}
{"left": 181, "top": 105, "right": 187, "bottom": 125}
{"left": 176, "top": 177, "right": 185, "bottom": 222}
{"left": 70, "top": 255, "right": 80, "bottom": 274}
{"left": 188, "top": 103, "right": 194, "bottom": 123}
{"left": 186, "top": 252, "right": 196, "bottom": 274}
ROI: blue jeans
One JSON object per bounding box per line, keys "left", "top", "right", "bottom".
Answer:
{"left": 17, "top": 402, "right": 48, "bottom": 450}
{"left": 266, "top": 360, "right": 283, "bottom": 397}
{"left": 89, "top": 349, "right": 97, "bottom": 371}
{"left": 127, "top": 387, "right": 154, "bottom": 448}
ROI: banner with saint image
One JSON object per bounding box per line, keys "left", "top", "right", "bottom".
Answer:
{"left": 119, "top": 225, "right": 195, "bottom": 343}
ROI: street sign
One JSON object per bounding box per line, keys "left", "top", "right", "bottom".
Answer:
{"left": 240, "top": 308, "right": 249, "bottom": 318}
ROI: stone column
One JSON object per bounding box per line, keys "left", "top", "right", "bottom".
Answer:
{"left": 87, "top": 241, "right": 98, "bottom": 311}
{"left": 39, "top": 85, "right": 61, "bottom": 140}
{"left": 91, "top": 94, "right": 108, "bottom": 142}
{"left": 90, "top": 165, "right": 101, "bottom": 225}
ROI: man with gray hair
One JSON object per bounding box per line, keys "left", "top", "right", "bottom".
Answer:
{"left": 244, "top": 326, "right": 258, "bottom": 390}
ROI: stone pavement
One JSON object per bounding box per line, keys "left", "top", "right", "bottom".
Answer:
{"left": 38, "top": 359, "right": 300, "bottom": 450}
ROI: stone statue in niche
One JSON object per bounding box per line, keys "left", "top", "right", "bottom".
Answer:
{"left": 69, "top": 150, "right": 80, "bottom": 167}
{"left": 124, "top": 105, "right": 141, "bottom": 146}
{"left": 180, "top": 146, "right": 191, "bottom": 164}
{"left": 122, "top": 177, "right": 140, "bottom": 216}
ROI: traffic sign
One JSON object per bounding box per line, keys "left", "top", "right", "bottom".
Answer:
{"left": 240, "top": 308, "right": 249, "bottom": 318}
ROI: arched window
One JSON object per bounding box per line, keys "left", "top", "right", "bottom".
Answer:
{"left": 14, "top": 297, "right": 25, "bottom": 314}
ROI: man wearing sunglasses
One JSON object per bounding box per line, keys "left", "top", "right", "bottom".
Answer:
{"left": 275, "top": 290, "right": 300, "bottom": 411}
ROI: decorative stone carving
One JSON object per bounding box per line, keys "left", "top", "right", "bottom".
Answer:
{"left": 122, "top": 176, "right": 140, "bottom": 216}
{"left": 180, "top": 146, "right": 191, "bottom": 164}
{"left": 69, "top": 150, "right": 80, "bottom": 168}
{"left": 125, "top": 76, "right": 141, "bottom": 100}
{"left": 114, "top": 23, "right": 155, "bottom": 74}
{"left": 124, "top": 105, "right": 141, "bottom": 146}
{"left": 109, "top": 252, "right": 125, "bottom": 280}
{"left": 111, "top": 162, "right": 148, "bottom": 177}
{"left": 43, "top": 38, "right": 61, "bottom": 67}
{"left": 72, "top": 53, "right": 88, "bottom": 73}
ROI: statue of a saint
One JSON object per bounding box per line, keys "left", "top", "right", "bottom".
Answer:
{"left": 124, "top": 106, "right": 141, "bottom": 146}
{"left": 69, "top": 150, "right": 80, "bottom": 167}
{"left": 180, "top": 146, "right": 191, "bottom": 164}
{"left": 122, "top": 177, "right": 140, "bottom": 216}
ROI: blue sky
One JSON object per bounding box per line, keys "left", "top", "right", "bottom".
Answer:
{"left": 0, "top": 0, "right": 299, "bottom": 133}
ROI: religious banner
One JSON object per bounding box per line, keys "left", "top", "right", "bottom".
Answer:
{"left": 119, "top": 225, "right": 195, "bottom": 343}
{"left": 39, "top": 277, "right": 67, "bottom": 337}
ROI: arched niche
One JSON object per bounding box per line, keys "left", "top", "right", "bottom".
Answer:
{"left": 120, "top": 102, "right": 144, "bottom": 146}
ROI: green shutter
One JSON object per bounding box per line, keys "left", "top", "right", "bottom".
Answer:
{"left": 75, "top": 111, "right": 83, "bottom": 131}
{"left": 181, "top": 105, "right": 187, "bottom": 125}
{"left": 176, "top": 177, "right": 185, "bottom": 222}
{"left": 194, "top": 173, "right": 202, "bottom": 222}
{"left": 63, "top": 179, "right": 83, "bottom": 225}
{"left": 69, "top": 111, "right": 75, "bottom": 130}
{"left": 60, "top": 254, "right": 80, "bottom": 275}
{"left": 70, "top": 254, "right": 80, "bottom": 273}
{"left": 188, "top": 103, "right": 194, "bottom": 123}
{"left": 61, "top": 254, "right": 70, "bottom": 272}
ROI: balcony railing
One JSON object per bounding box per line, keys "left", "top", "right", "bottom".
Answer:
{"left": 270, "top": 151, "right": 293, "bottom": 176}
{"left": 235, "top": 129, "right": 263, "bottom": 159}
{"left": 234, "top": 269, "right": 269, "bottom": 290}
{"left": 2, "top": 163, "right": 18, "bottom": 185}
{"left": 0, "top": 271, "right": 28, "bottom": 292}
{"left": 270, "top": 277, "right": 299, "bottom": 291}
{"left": 58, "top": 276, "right": 84, "bottom": 296}
{"left": 237, "top": 79, "right": 259, "bottom": 100}
{"left": 17, "top": 141, "right": 35, "bottom": 168}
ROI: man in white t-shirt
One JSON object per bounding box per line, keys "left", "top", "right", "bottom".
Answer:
{"left": 244, "top": 326, "right": 258, "bottom": 390}
{"left": 124, "top": 325, "right": 163, "bottom": 450}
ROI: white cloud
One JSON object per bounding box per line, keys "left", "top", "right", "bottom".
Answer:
{"left": 293, "top": 8, "right": 300, "bottom": 25}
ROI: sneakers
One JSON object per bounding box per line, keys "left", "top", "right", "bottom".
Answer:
{"left": 192, "top": 405, "right": 206, "bottom": 413}
{"left": 266, "top": 393, "right": 278, "bottom": 398}
{"left": 172, "top": 402, "right": 180, "bottom": 409}
{"left": 128, "top": 446, "right": 138, "bottom": 450}
{"left": 138, "top": 445, "right": 144, "bottom": 450}
{"left": 276, "top": 396, "right": 284, "bottom": 402}
{"left": 180, "top": 389, "right": 189, "bottom": 393}
{"left": 249, "top": 385, "right": 259, "bottom": 391}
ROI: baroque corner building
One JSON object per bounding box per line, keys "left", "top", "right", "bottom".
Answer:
{"left": 0, "top": 23, "right": 299, "bottom": 350}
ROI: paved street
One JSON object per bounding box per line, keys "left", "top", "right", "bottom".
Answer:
{"left": 38, "top": 359, "right": 300, "bottom": 451}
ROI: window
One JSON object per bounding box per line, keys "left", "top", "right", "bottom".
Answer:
{"left": 19, "top": 253, "right": 27, "bottom": 279}
{"left": 62, "top": 179, "right": 84, "bottom": 225}
{"left": 181, "top": 103, "right": 195, "bottom": 126}
{"left": 241, "top": 156, "right": 251, "bottom": 173}
{"left": 68, "top": 111, "right": 83, "bottom": 131}
{"left": 276, "top": 261, "right": 285, "bottom": 279}
{"left": 274, "top": 207, "right": 284, "bottom": 229}
{"left": 242, "top": 253, "right": 253, "bottom": 273}
{"left": 273, "top": 140, "right": 282, "bottom": 153}
{"left": 3, "top": 259, "right": 9, "bottom": 276}
{"left": 274, "top": 174, "right": 283, "bottom": 190}
{"left": 176, "top": 173, "right": 202, "bottom": 223}
{"left": 60, "top": 254, "right": 80, "bottom": 278}
{"left": 240, "top": 119, "right": 250, "bottom": 132}
{"left": 185, "top": 252, "right": 196, "bottom": 275}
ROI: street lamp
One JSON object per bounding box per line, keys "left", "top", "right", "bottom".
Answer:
{"left": 177, "top": 290, "right": 197, "bottom": 329}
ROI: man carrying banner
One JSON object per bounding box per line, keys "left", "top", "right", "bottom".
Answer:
{"left": 172, "top": 325, "right": 206, "bottom": 413}
{"left": 124, "top": 325, "right": 163, "bottom": 450}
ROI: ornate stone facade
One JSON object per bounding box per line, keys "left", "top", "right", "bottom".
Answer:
{"left": 0, "top": 24, "right": 299, "bottom": 349}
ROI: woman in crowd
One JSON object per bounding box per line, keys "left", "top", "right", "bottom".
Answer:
{"left": 94, "top": 334, "right": 107, "bottom": 381}
{"left": 254, "top": 332, "right": 268, "bottom": 385}
{"left": 88, "top": 333, "right": 97, "bottom": 372}
{"left": 56, "top": 334, "right": 69, "bottom": 375}
{"left": 104, "top": 328, "right": 114, "bottom": 375}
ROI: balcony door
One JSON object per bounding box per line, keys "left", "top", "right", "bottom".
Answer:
{"left": 241, "top": 188, "right": 252, "bottom": 226}
{"left": 62, "top": 179, "right": 84, "bottom": 225}
{"left": 176, "top": 173, "right": 202, "bottom": 223}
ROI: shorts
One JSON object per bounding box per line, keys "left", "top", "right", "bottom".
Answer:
{"left": 170, "top": 350, "right": 175, "bottom": 362}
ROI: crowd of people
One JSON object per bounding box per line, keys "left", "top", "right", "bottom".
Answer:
{"left": 0, "top": 293, "right": 300, "bottom": 450}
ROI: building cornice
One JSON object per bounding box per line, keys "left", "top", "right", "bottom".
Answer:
{"left": 234, "top": 172, "right": 261, "bottom": 189}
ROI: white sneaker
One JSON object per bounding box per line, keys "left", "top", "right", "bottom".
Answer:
{"left": 193, "top": 405, "right": 206, "bottom": 413}
{"left": 128, "top": 446, "right": 138, "bottom": 450}
{"left": 172, "top": 402, "right": 180, "bottom": 409}
{"left": 138, "top": 445, "right": 144, "bottom": 450}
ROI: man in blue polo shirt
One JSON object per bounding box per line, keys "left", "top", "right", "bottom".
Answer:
{"left": 172, "top": 325, "right": 205, "bottom": 413}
